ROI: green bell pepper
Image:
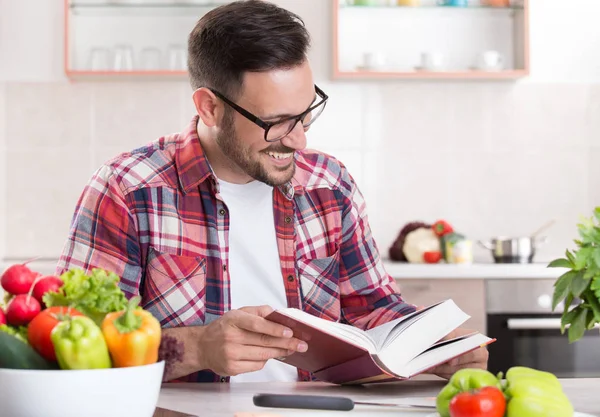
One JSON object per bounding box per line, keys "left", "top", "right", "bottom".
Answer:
{"left": 504, "top": 366, "right": 574, "bottom": 417}
{"left": 51, "top": 315, "right": 112, "bottom": 370}
{"left": 436, "top": 368, "right": 502, "bottom": 417}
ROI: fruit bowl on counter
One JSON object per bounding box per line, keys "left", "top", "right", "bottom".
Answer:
{"left": 0, "top": 262, "right": 180, "bottom": 417}
{"left": 0, "top": 361, "right": 165, "bottom": 417}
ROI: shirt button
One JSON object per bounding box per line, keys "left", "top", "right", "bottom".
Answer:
{"left": 287, "top": 275, "right": 295, "bottom": 282}
{"left": 220, "top": 377, "right": 227, "bottom": 382}
{"left": 219, "top": 208, "right": 226, "bottom": 216}
{"left": 284, "top": 216, "right": 292, "bottom": 224}
{"left": 223, "top": 265, "right": 227, "bottom": 272}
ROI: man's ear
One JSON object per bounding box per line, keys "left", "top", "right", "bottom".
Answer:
{"left": 193, "top": 88, "right": 222, "bottom": 127}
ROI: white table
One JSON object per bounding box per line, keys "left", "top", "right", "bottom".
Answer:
{"left": 156, "top": 377, "right": 600, "bottom": 417}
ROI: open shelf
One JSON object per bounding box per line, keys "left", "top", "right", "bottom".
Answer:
{"left": 333, "top": 0, "right": 530, "bottom": 80}
{"left": 69, "top": 2, "right": 222, "bottom": 16}
{"left": 64, "top": 0, "right": 218, "bottom": 78}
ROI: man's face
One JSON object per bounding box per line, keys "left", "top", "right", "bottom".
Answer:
{"left": 215, "top": 60, "right": 316, "bottom": 187}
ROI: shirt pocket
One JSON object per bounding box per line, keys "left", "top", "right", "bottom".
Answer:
{"left": 297, "top": 246, "right": 341, "bottom": 322}
{"left": 142, "top": 246, "right": 207, "bottom": 328}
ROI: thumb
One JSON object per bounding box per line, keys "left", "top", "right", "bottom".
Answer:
{"left": 239, "top": 305, "right": 274, "bottom": 317}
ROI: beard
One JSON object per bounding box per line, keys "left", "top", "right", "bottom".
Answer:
{"left": 215, "top": 113, "right": 296, "bottom": 187}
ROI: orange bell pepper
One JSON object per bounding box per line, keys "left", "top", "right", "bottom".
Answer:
{"left": 101, "top": 295, "right": 161, "bottom": 367}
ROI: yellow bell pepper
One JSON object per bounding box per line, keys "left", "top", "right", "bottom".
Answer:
{"left": 101, "top": 295, "right": 161, "bottom": 367}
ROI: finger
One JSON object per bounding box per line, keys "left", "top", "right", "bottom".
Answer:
{"left": 239, "top": 305, "right": 275, "bottom": 318}
{"left": 452, "top": 348, "right": 489, "bottom": 366}
{"left": 234, "top": 345, "right": 296, "bottom": 361}
{"left": 231, "top": 310, "right": 294, "bottom": 338}
{"left": 240, "top": 328, "right": 308, "bottom": 352}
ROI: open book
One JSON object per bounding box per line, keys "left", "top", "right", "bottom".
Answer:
{"left": 265, "top": 299, "right": 495, "bottom": 385}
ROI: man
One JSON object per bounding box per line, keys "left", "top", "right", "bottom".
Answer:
{"left": 56, "top": 0, "right": 487, "bottom": 383}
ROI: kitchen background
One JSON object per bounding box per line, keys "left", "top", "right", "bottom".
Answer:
{"left": 0, "top": 0, "right": 599, "bottom": 266}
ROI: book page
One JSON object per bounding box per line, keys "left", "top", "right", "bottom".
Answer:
{"left": 278, "top": 308, "right": 378, "bottom": 353}
{"left": 374, "top": 299, "right": 470, "bottom": 375}
{"left": 364, "top": 301, "right": 442, "bottom": 351}
{"left": 401, "top": 333, "right": 493, "bottom": 377}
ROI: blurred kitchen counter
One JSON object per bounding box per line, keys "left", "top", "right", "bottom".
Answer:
{"left": 383, "top": 260, "right": 567, "bottom": 280}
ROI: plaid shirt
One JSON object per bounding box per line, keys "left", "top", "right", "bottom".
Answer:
{"left": 56, "top": 116, "right": 416, "bottom": 382}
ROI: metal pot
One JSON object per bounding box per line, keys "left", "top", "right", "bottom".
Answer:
{"left": 478, "top": 236, "right": 548, "bottom": 264}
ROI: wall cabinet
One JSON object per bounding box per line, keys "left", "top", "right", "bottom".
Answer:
{"left": 396, "top": 278, "right": 487, "bottom": 334}
{"left": 333, "top": 0, "right": 529, "bottom": 80}
{"left": 64, "top": 1, "right": 228, "bottom": 79}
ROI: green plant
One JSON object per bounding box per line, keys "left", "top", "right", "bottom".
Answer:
{"left": 549, "top": 207, "right": 600, "bottom": 343}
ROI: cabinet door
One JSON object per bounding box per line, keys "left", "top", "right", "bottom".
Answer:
{"left": 396, "top": 279, "right": 486, "bottom": 335}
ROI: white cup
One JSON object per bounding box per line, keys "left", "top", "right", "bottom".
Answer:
{"left": 113, "top": 44, "right": 134, "bottom": 71}
{"left": 362, "top": 52, "right": 386, "bottom": 70}
{"left": 420, "top": 52, "right": 445, "bottom": 70}
{"left": 477, "top": 50, "right": 504, "bottom": 70}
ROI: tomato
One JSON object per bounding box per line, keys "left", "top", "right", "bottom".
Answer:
{"left": 423, "top": 251, "right": 443, "bottom": 263}
{"left": 449, "top": 386, "right": 506, "bottom": 417}
{"left": 27, "top": 306, "right": 84, "bottom": 361}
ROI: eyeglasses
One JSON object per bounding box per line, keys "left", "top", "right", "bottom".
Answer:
{"left": 208, "top": 85, "right": 328, "bottom": 142}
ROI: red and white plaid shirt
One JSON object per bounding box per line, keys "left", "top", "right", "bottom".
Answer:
{"left": 57, "top": 116, "right": 416, "bottom": 382}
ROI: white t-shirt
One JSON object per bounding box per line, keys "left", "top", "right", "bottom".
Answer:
{"left": 217, "top": 179, "right": 298, "bottom": 383}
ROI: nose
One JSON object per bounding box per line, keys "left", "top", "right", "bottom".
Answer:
{"left": 280, "top": 121, "right": 307, "bottom": 151}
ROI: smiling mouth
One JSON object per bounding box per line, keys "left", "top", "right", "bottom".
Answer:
{"left": 266, "top": 151, "right": 294, "bottom": 160}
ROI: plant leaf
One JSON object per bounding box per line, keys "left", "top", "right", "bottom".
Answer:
{"left": 568, "top": 307, "right": 587, "bottom": 343}
{"left": 575, "top": 247, "right": 593, "bottom": 271}
{"left": 548, "top": 258, "right": 572, "bottom": 268}
{"left": 594, "top": 207, "right": 600, "bottom": 222}
{"left": 585, "top": 289, "right": 600, "bottom": 323}
{"left": 566, "top": 249, "right": 576, "bottom": 265}
{"left": 586, "top": 309, "right": 597, "bottom": 330}
{"left": 561, "top": 305, "right": 579, "bottom": 333}
{"left": 553, "top": 271, "right": 575, "bottom": 310}
{"left": 592, "top": 248, "right": 600, "bottom": 270}
{"left": 584, "top": 264, "right": 598, "bottom": 280}
{"left": 571, "top": 270, "right": 590, "bottom": 297}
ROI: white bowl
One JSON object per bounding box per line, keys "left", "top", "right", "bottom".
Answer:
{"left": 0, "top": 361, "right": 165, "bottom": 417}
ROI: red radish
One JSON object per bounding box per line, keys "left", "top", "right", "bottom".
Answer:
{"left": 6, "top": 294, "right": 41, "bottom": 326}
{"left": 0, "top": 307, "right": 6, "bottom": 325}
{"left": 1, "top": 264, "right": 39, "bottom": 295}
{"left": 31, "top": 276, "right": 63, "bottom": 306}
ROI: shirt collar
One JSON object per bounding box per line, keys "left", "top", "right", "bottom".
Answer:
{"left": 175, "top": 115, "right": 305, "bottom": 199}
{"left": 175, "top": 116, "right": 217, "bottom": 194}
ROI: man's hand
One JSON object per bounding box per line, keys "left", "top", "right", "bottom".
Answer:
{"left": 199, "top": 305, "right": 307, "bottom": 377}
{"left": 426, "top": 327, "right": 489, "bottom": 380}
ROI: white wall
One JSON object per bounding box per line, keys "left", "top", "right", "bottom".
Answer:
{"left": 0, "top": 0, "right": 599, "bottom": 265}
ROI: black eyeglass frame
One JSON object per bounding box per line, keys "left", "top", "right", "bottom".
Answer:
{"left": 207, "top": 85, "right": 329, "bottom": 142}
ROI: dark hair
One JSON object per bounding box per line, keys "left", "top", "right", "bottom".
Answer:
{"left": 187, "top": 0, "right": 311, "bottom": 98}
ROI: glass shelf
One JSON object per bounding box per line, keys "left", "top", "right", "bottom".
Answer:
{"left": 70, "top": 2, "right": 222, "bottom": 8}
{"left": 340, "top": 4, "right": 524, "bottom": 10}
{"left": 68, "top": 2, "right": 222, "bottom": 15}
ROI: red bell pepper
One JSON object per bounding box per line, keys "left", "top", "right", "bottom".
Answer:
{"left": 433, "top": 220, "right": 454, "bottom": 237}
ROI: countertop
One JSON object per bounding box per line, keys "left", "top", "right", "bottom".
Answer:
{"left": 155, "top": 378, "right": 599, "bottom": 416}
{"left": 382, "top": 260, "right": 568, "bottom": 280}
{"left": 0, "top": 259, "right": 568, "bottom": 281}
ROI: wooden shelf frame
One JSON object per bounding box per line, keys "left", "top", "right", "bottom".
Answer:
{"left": 63, "top": 0, "right": 198, "bottom": 80}
{"left": 332, "top": 0, "right": 530, "bottom": 80}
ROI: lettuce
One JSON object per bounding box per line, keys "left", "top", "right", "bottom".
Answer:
{"left": 0, "top": 324, "right": 28, "bottom": 344}
{"left": 43, "top": 268, "right": 129, "bottom": 326}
